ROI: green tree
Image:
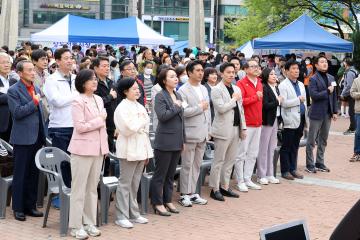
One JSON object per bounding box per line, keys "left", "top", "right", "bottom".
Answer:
{"left": 225, "top": 0, "right": 360, "bottom": 67}
{"left": 224, "top": 0, "right": 303, "bottom": 46}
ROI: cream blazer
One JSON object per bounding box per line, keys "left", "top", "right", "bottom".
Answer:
{"left": 114, "top": 98, "right": 154, "bottom": 161}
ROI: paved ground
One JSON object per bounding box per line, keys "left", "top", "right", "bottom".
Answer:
{"left": 0, "top": 117, "right": 359, "bottom": 240}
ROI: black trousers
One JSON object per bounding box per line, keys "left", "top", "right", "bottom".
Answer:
{"left": 12, "top": 136, "right": 43, "bottom": 212}
{"left": 280, "top": 115, "right": 305, "bottom": 175}
{"left": 104, "top": 129, "right": 115, "bottom": 176}
{"left": 0, "top": 118, "right": 12, "bottom": 143}
{"left": 150, "top": 149, "right": 181, "bottom": 205}
{"left": 348, "top": 97, "right": 356, "bottom": 131}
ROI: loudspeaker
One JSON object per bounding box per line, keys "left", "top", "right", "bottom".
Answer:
{"left": 330, "top": 199, "right": 360, "bottom": 240}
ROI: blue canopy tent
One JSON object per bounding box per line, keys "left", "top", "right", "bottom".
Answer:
{"left": 31, "top": 14, "right": 174, "bottom": 45}
{"left": 253, "top": 14, "right": 353, "bottom": 53}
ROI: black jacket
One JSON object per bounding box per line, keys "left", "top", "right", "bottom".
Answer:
{"left": 262, "top": 83, "right": 280, "bottom": 126}
{"left": 0, "top": 77, "right": 17, "bottom": 133}
{"left": 94, "top": 77, "right": 117, "bottom": 131}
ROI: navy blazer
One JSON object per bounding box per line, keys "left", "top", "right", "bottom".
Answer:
{"left": 153, "top": 89, "right": 185, "bottom": 151}
{"left": 7, "top": 80, "right": 46, "bottom": 145}
{"left": 0, "top": 77, "right": 17, "bottom": 132}
{"left": 309, "top": 71, "right": 338, "bottom": 120}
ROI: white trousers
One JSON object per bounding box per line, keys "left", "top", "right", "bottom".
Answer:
{"left": 234, "top": 127, "right": 261, "bottom": 183}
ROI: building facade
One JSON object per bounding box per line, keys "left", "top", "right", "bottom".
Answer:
{"left": 18, "top": 0, "right": 247, "bottom": 45}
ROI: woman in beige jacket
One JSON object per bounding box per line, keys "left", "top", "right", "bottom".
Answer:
{"left": 113, "top": 77, "right": 153, "bottom": 228}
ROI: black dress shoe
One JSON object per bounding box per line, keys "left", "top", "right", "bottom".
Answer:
{"left": 210, "top": 190, "right": 225, "bottom": 201}
{"left": 220, "top": 188, "right": 240, "bottom": 198}
{"left": 14, "top": 211, "right": 26, "bottom": 221}
{"left": 25, "top": 209, "right": 44, "bottom": 217}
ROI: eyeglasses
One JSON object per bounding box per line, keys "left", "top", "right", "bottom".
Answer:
{"left": 124, "top": 68, "right": 136, "bottom": 72}
{"left": 0, "top": 61, "right": 11, "bottom": 65}
{"left": 248, "top": 65, "right": 260, "bottom": 68}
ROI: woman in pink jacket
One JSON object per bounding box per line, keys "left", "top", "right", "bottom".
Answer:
{"left": 68, "top": 69, "right": 109, "bottom": 239}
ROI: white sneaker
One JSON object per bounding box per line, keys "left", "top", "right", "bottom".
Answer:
{"left": 132, "top": 216, "right": 148, "bottom": 224}
{"left": 84, "top": 224, "right": 101, "bottom": 237}
{"left": 70, "top": 227, "right": 89, "bottom": 239}
{"left": 115, "top": 219, "right": 134, "bottom": 229}
{"left": 267, "top": 176, "right": 280, "bottom": 184}
{"left": 178, "top": 194, "right": 192, "bottom": 207}
{"left": 190, "top": 194, "right": 208, "bottom": 205}
{"left": 236, "top": 182, "right": 248, "bottom": 192}
{"left": 245, "top": 180, "right": 262, "bottom": 190}
{"left": 257, "top": 177, "right": 269, "bottom": 185}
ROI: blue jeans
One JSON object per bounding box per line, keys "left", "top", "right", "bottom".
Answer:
{"left": 354, "top": 114, "right": 360, "bottom": 153}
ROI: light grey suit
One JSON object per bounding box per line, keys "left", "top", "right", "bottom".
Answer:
{"left": 278, "top": 78, "right": 308, "bottom": 129}
{"left": 178, "top": 82, "right": 211, "bottom": 194}
{"left": 209, "top": 81, "right": 246, "bottom": 190}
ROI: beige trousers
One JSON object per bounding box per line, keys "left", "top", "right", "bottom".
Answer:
{"left": 115, "top": 159, "right": 144, "bottom": 220}
{"left": 209, "top": 127, "right": 239, "bottom": 191}
{"left": 68, "top": 154, "right": 103, "bottom": 229}
{"left": 180, "top": 140, "right": 206, "bottom": 194}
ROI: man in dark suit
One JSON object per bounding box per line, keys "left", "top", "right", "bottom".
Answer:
{"left": 306, "top": 56, "right": 338, "bottom": 173}
{"left": 7, "top": 60, "right": 45, "bottom": 221}
{"left": 92, "top": 57, "right": 117, "bottom": 175}
{"left": 0, "top": 52, "right": 17, "bottom": 142}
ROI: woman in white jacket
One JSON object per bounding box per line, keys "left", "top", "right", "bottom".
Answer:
{"left": 113, "top": 77, "right": 154, "bottom": 228}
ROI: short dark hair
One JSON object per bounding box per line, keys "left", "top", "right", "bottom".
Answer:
{"left": 202, "top": 67, "right": 218, "bottom": 84}
{"left": 142, "top": 60, "right": 154, "bottom": 68}
{"left": 119, "top": 60, "right": 134, "bottom": 72}
{"left": 54, "top": 48, "right": 71, "bottom": 60}
{"left": 90, "top": 56, "right": 109, "bottom": 69}
{"left": 344, "top": 57, "right": 353, "bottom": 66}
{"left": 16, "top": 60, "right": 33, "bottom": 72}
{"left": 157, "top": 67, "right": 175, "bottom": 89}
{"left": 154, "top": 64, "right": 171, "bottom": 85}
{"left": 175, "top": 65, "right": 186, "bottom": 77}
{"left": 284, "top": 59, "right": 299, "bottom": 71}
{"left": 116, "top": 77, "right": 136, "bottom": 100}
{"left": 110, "top": 60, "right": 118, "bottom": 68}
{"left": 314, "top": 56, "right": 327, "bottom": 65}
{"left": 229, "top": 56, "right": 241, "bottom": 64}
{"left": 31, "top": 49, "right": 47, "bottom": 62}
{"left": 186, "top": 60, "right": 203, "bottom": 74}
{"left": 80, "top": 56, "right": 91, "bottom": 63}
{"left": 75, "top": 69, "right": 95, "bottom": 93}
{"left": 220, "top": 62, "right": 235, "bottom": 73}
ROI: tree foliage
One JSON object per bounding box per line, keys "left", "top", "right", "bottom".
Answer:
{"left": 225, "top": 0, "right": 360, "bottom": 67}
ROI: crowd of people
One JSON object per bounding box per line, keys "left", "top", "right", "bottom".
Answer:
{"left": 0, "top": 42, "right": 359, "bottom": 239}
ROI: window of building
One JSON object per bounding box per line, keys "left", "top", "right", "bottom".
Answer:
{"left": 144, "top": 20, "right": 161, "bottom": 33}
{"left": 219, "top": 5, "right": 247, "bottom": 16}
{"left": 144, "top": 0, "right": 211, "bottom": 17}
{"left": 33, "top": 11, "right": 96, "bottom": 24}
{"left": 164, "top": 21, "right": 188, "bottom": 41}
{"left": 112, "top": 0, "right": 128, "bottom": 19}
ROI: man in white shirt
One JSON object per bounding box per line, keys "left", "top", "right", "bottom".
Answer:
{"left": 0, "top": 52, "right": 17, "bottom": 142}
{"left": 44, "top": 48, "right": 77, "bottom": 208}
{"left": 178, "top": 60, "right": 211, "bottom": 207}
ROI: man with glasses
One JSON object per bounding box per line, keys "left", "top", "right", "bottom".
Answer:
{"left": 116, "top": 60, "right": 146, "bottom": 106}
{"left": 0, "top": 52, "right": 17, "bottom": 142}
{"left": 234, "top": 60, "right": 263, "bottom": 191}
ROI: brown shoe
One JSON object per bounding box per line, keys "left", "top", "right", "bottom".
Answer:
{"left": 281, "top": 173, "right": 295, "bottom": 180}
{"left": 290, "top": 171, "right": 304, "bottom": 179}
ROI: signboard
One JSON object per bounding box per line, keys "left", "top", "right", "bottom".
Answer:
{"left": 40, "top": 3, "right": 90, "bottom": 10}
{"left": 157, "top": 16, "right": 189, "bottom": 22}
